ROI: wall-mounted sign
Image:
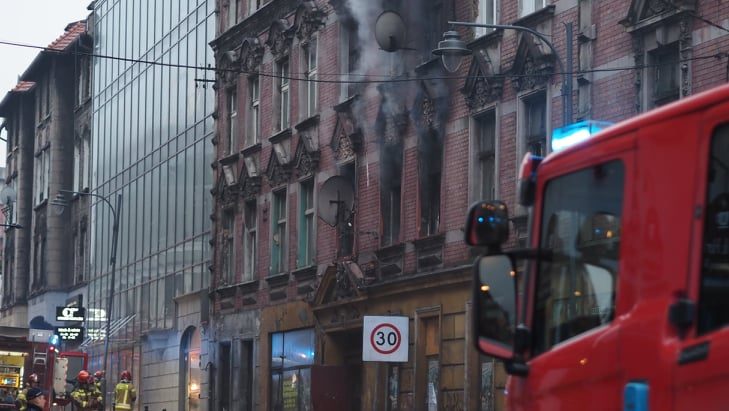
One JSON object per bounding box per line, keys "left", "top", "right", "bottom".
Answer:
{"left": 55, "top": 327, "right": 84, "bottom": 344}
{"left": 56, "top": 306, "right": 86, "bottom": 322}
{"left": 362, "top": 316, "right": 409, "bottom": 362}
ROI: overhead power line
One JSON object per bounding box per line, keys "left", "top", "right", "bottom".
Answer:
{"left": 0, "top": 38, "right": 727, "bottom": 86}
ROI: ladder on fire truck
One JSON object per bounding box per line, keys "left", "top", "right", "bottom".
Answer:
{"left": 31, "top": 345, "right": 47, "bottom": 385}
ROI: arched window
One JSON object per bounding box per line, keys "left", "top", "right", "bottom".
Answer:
{"left": 180, "top": 327, "right": 201, "bottom": 411}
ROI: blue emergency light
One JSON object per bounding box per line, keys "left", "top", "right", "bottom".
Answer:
{"left": 551, "top": 120, "right": 613, "bottom": 152}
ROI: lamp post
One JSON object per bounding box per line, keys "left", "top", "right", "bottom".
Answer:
{"left": 432, "top": 21, "right": 573, "bottom": 126}
{"left": 51, "top": 189, "right": 122, "bottom": 406}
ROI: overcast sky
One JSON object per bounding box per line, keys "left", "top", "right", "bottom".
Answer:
{"left": 0, "top": 0, "right": 90, "bottom": 167}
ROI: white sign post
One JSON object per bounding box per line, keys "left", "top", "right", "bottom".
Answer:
{"left": 362, "top": 316, "right": 409, "bottom": 362}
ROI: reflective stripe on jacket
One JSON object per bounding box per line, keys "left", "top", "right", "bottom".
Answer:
{"left": 114, "top": 381, "right": 137, "bottom": 410}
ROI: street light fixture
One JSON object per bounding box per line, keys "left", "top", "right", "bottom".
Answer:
{"left": 432, "top": 21, "right": 573, "bottom": 126}
{"left": 51, "top": 189, "right": 122, "bottom": 406}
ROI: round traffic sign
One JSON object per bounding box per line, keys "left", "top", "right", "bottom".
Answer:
{"left": 370, "top": 323, "right": 402, "bottom": 354}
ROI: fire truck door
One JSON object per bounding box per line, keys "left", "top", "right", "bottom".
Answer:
{"left": 673, "top": 105, "right": 729, "bottom": 411}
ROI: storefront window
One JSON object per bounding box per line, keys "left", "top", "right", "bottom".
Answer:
{"left": 270, "top": 329, "right": 315, "bottom": 411}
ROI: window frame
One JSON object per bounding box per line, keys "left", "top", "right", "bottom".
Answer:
{"left": 303, "top": 37, "right": 318, "bottom": 118}
{"left": 475, "top": 0, "right": 498, "bottom": 37}
{"left": 243, "top": 200, "right": 257, "bottom": 281}
{"left": 277, "top": 59, "right": 290, "bottom": 131}
{"left": 228, "top": 87, "right": 238, "bottom": 154}
{"left": 270, "top": 189, "right": 287, "bottom": 274}
{"left": 247, "top": 75, "right": 260, "bottom": 147}
{"left": 297, "top": 179, "right": 316, "bottom": 268}
{"left": 269, "top": 328, "right": 315, "bottom": 411}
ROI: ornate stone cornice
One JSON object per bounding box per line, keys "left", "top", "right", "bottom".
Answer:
{"left": 213, "top": 174, "right": 239, "bottom": 210}
{"left": 265, "top": 19, "right": 295, "bottom": 59}
{"left": 217, "top": 50, "right": 239, "bottom": 86}
{"left": 294, "top": 1, "right": 327, "bottom": 42}
{"left": 620, "top": 0, "right": 696, "bottom": 32}
{"left": 239, "top": 156, "right": 261, "bottom": 201}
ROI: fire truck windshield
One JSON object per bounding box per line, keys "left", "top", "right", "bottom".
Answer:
{"left": 532, "top": 160, "right": 625, "bottom": 355}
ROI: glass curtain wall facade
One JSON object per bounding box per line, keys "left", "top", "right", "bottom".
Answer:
{"left": 88, "top": 0, "right": 215, "bottom": 382}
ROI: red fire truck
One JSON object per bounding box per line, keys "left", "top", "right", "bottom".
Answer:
{"left": 466, "top": 83, "right": 729, "bottom": 410}
{"left": 0, "top": 328, "right": 87, "bottom": 410}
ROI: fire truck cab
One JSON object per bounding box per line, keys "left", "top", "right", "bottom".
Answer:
{"left": 467, "top": 83, "right": 729, "bottom": 411}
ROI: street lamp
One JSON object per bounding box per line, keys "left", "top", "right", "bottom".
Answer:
{"left": 51, "top": 189, "right": 122, "bottom": 406}
{"left": 432, "top": 21, "right": 573, "bottom": 126}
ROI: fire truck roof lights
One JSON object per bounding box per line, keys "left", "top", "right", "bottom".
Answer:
{"left": 551, "top": 120, "right": 613, "bottom": 152}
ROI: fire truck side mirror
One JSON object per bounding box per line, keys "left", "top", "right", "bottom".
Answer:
{"left": 473, "top": 254, "right": 518, "bottom": 361}
{"left": 465, "top": 201, "right": 509, "bottom": 248}
{"left": 518, "top": 153, "right": 542, "bottom": 207}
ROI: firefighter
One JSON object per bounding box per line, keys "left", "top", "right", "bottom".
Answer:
{"left": 93, "top": 370, "right": 105, "bottom": 391}
{"left": 24, "top": 387, "right": 46, "bottom": 411}
{"left": 15, "top": 373, "right": 39, "bottom": 411}
{"left": 114, "top": 370, "right": 137, "bottom": 410}
{"left": 70, "top": 370, "right": 102, "bottom": 411}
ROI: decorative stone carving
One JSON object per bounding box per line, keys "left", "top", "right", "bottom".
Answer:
{"left": 294, "top": 1, "right": 326, "bottom": 42}
{"left": 293, "top": 136, "right": 320, "bottom": 178}
{"left": 631, "top": 36, "right": 644, "bottom": 114}
{"left": 679, "top": 15, "right": 693, "bottom": 98}
{"left": 265, "top": 19, "right": 295, "bottom": 58}
{"left": 218, "top": 50, "right": 239, "bottom": 86}
{"left": 265, "top": 147, "right": 291, "bottom": 187}
{"left": 239, "top": 37, "right": 264, "bottom": 73}
{"left": 213, "top": 174, "right": 239, "bottom": 209}
{"left": 511, "top": 34, "right": 554, "bottom": 92}
{"left": 330, "top": 98, "right": 362, "bottom": 161}
{"left": 461, "top": 49, "right": 504, "bottom": 111}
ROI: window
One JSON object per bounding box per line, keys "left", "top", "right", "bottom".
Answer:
{"left": 416, "top": 315, "right": 440, "bottom": 410}
{"left": 419, "top": 131, "right": 442, "bottom": 237}
{"left": 277, "top": 60, "right": 290, "bottom": 131}
{"left": 475, "top": 111, "right": 496, "bottom": 201}
{"left": 247, "top": 76, "right": 260, "bottom": 147}
{"left": 228, "top": 89, "right": 238, "bottom": 154}
{"left": 243, "top": 201, "right": 257, "bottom": 281}
{"left": 77, "top": 57, "right": 90, "bottom": 105}
{"left": 342, "top": 21, "right": 361, "bottom": 99}
{"left": 533, "top": 160, "right": 624, "bottom": 354}
{"left": 219, "top": 342, "right": 231, "bottom": 410}
{"left": 73, "top": 141, "right": 81, "bottom": 192}
{"left": 271, "top": 190, "right": 287, "bottom": 274}
{"left": 523, "top": 91, "right": 547, "bottom": 157}
{"left": 83, "top": 132, "right": 90, "bottom": 189}
{"left": 222, "top": 211, "right": 235, "bottom": 284}
{"left": 475, "top": 0, "right": 497, "bottom": 37}
{"left": 698, "top": 124, "right": 729, "bottom": 335}
{"left": 423, "top": 0, "right": 445, "bottom": 62}
{"left": 387, "top": 365, "right": 399, "bottom": 410}
{"left": 248, "top": 0, "right": 260, "bottom": 16}
{"left": 297, "top": 180, "right": 315, "bottom": 268}
{"left": 303, "top": 38, "right": 318, "bottom": 117}
{"left": 521, "top": 0, "right": 546, "bottom": 17}
{"left": 651, "top": 43, "right": 680, "bottom": 107}
{"left": 35, "top": 146, "right": 50, "bottom": 205}
{"left": 228, "top": 0, "right": 239, "bottom": 29}
{"left": 381, "top": 144, "right": 402, "bottom": 246}
{"left": 270, "top": 329, "right": 315, "bottom": 411}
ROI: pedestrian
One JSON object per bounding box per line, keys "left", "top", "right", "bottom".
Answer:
{"left": 114, "top": 370, "right": 137, "bottom": 410}
{"left": 24, "top": 388, "right": 45, "bottom": 411}
{"left": 70, "top": 370, "right": 102, "bottom": 411}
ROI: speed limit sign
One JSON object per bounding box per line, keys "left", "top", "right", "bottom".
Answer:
{"left": 363, "top": 316, "right": 409, "bottom": 362}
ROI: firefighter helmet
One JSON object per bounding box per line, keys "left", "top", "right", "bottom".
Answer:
{"left": 94, "top": 370, "right": 104, "bottom": 380}
{"left": 121, "top": 370, "right": 132, "bottom": 381}
{"left": 27, "top": 373, "right": 39, "bottom": 384}
{"left": 77, "top": 370, "right": 91, "bottom": 384}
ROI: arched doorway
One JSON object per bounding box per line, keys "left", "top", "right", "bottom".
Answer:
{"left": 180, "top": 327, "right": 201, "bottom": 411}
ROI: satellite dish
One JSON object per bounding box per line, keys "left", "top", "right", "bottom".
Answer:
{"left": 374, "top": 10, "right": 407, "bottom": 52}
{"left": 0, "top": 185, "right": 16, "bottom": 205}
{"left": 318, "top": 176, "right": 355, "bottom": 227}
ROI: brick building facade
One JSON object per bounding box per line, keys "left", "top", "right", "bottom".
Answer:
{"left": 210, "top": 0, "right": 729, "bottom": 410}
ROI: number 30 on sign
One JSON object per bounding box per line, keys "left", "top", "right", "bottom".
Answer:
{"left": 362, "top": 316, "right": 409, "bottom": 362}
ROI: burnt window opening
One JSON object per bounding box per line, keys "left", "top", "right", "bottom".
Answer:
{"left": 422, "top": 0, "right": 446, "bottom": 62}
{"left": 475, "top": 110, "right": 496, "bottom": 201}
{"left": 651, "top": 43, "right": 680, "bottom": 107}
{"left": 339, "top": 162, "right": 356, "bottom": 257}
{"left": 419, "top": 130, "right": 442, "bottom": 237}
{"left": 381, "top": 144, "right": 403, "bottom": 246}
{"left": 523, "top": 91, "right": 547, "bottom": 157}
{"left": 218, "top": 342, "right": 231, "bottom": 410}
